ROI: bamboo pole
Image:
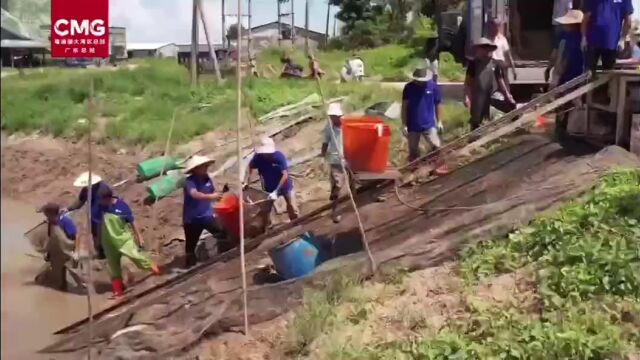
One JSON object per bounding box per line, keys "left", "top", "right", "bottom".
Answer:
{"left": 197, "top": 0, "right": 222, "bottom": 82}
{"left": 235, "top": 0, "right": 250, "bottom": 337}
{"left": 85, "top": 80, "right": 96, "bottom": 359}
{"left": 190, "top": 0, "right": 199, "bottom": 86}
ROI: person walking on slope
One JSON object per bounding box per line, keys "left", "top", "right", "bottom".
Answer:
{"left": 64, "top": 172, "right": 111, "bottom": 259}
{"left": 549, "top": 9, "right": 587, "bottom": 139}
{"left": 321, "top": 102, "right": 354, "bottom": 223}
{"left": 401, "top": 66, "right": 448, "bottom": 174}
{"left": 96, "top": 187, "right": 160, "bottom": 299}
{"left": 464, "top": 38, "right": 516, "bottom": 133}
{"left": 582, "top": 0, "right": 634, "bottom": 73}
{"left": 245, "top": 137, "right": 299, "bottom": 228}
{"left": 182, "top": 155, "right": 228, "bottom": 269}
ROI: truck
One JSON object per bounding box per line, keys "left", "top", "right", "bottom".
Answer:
{"left": 435, "top": 1, "right": 639, "bottom": 154}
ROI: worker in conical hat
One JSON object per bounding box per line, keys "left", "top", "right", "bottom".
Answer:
{"left": 245, "top": 136, "right": 299, "bottom": 227}
{"left": 182, "top": 155, "right": 228, "bottom": 269}
{"left": 321, "top": 102, "right": 355, "bottom": 223}
{"left": 63, "top": 172, "right": 111, "bottom": 259}
{"left": 96, "top": 186, "right": 160, "bottom": 299}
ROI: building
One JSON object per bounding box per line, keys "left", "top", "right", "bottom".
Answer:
{"left": 109, "top": 26, "right": 127, "bottom": 60}
{"left": 246, "top": 22, "right": 327, "bottom": 51}
{"left": 1, "top": 8, "right": 48, "bottom": 67}
{"left": 176, "top": 43, "right": 232, "bottom": 72}
{"left": 127, "top": 43, "right": 178, "bottom": 59}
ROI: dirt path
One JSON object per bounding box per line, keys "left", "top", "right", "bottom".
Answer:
{"left": 40, "top": 136, "right": 640, "bottom": 359}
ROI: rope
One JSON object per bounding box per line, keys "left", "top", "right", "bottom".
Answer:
{"left": 235, "top": 0, "right": 250, "bottom": 337}
{"left": 312, "top": 75, "right": 377, "bottom": 273}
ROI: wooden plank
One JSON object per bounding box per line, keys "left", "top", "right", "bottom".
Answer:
{"left": 461, "top": 75, "right": 612, "bottom": 154}
{"left": 354, "top": 169, "right": 401, "bottom": 181}
{"left": 615, "top": 76, "right": 626, "bottom": 146}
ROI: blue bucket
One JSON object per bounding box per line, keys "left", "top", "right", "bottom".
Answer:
{"left": 270, "top": 232, "right": 321, "bottom": 279}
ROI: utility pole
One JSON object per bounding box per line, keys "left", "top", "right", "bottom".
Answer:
{"left": 190, "top": 0, "right": 198, "bottom": 86}
{"left": 197, "top": 0, "right": 222, "bottom": 81}
{"left": 248, "top": 0, "right": 253, "bottom": 60}
{"left": 277, "top": 0, "right": 282, "bottom": 47}
{"left": 333, "top": 15, "right": 337, "bottom": 37}
{"left": 291, "top": 0, "right": 296, "bottom": 44}
{"left": 222, "top": 0, "right": 226, "bottom": 46}
{"left": 304, "top": 0, "right": 309, "bottom": 54}
{"left": 324, "top": 1, "right": 330, "bottom": 48}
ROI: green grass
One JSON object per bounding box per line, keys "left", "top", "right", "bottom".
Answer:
{"left": 282, "top": 169, "right": 640, "bottom": 360}
{"left": 256, "top": 44, "right": 464, "bottom": 82}
{"left": 1, "top": 60, "right": 411, "bottom": 145}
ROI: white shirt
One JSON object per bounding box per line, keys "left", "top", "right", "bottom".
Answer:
{"left": 492, "top": 34, "right": 510, "bottom": 62}
{"left": 349, "top": 58, "right": 365, "bottom": 77}
{"left": 552, "top": 0, "right": 573, "bottom": 25}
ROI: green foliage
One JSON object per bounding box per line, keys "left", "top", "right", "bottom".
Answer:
{"left": 282, "top": 273, "right": 362, "bottom": 356}
{"left": 1, "top": 59, "right": 407, "bottom": 144}
{"left": 460, "top": 169, "right": 640, "bottom": 304}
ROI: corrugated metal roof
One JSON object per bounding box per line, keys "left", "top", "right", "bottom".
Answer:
{"left": 1, "top": 38, "right": 49, "bottom": 48}
{"left": 127, "top": 42, "right": 173, "bottom": 51}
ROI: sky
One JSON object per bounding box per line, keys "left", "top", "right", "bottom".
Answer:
{"left": 109, "top": 0, "right": 340, "bottom": 45}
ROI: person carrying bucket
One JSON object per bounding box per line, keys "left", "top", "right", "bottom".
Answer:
{"left": 402, "top": 66, "right": 448, "bottom": 174}
{"left": 63, "top": 172, "right": 111, "bottom": 259}
{"left": 96, "top": 187, "right": 160, "bottom": 299}
{"left": 245, "top": 137, "right": 299, "bottom": 228}
{"left": 182, "top": 155, "right": 229, "bottom": 269}
{"left": 321, "top": 102, "right": 354, "bottom": 224}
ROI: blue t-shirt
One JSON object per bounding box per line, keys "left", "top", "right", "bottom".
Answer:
{"left": 99, "top": 197, "right": 135, "bottom": 224}
{"left": 78, "top": 181, "right": 111, "bottom": 234}
{"left": 249, "top": 151, "right": 293, "bottom": 194}
{"left": 559, "top": 30, "right": 585, "bottom": 86}
{"left": 402, "top": 80, "right": 441, "bottom": 132}
{"left": 586, "top": 0, "right": 634, "bottom": 50}
{"left": 183, "top": 174, "right": 215, "bottom": 224}
{"left": 58, "top": 214, "right": 77, "bottom": 241}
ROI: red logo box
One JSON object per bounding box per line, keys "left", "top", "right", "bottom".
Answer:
{"left": 50, "top": 0, "right": 109, "bottom": 58}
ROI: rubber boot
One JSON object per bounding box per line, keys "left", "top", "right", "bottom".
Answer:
{"left": 110, "top": 278, "right": 124, "bottom": 299}
{"left": 150, "top": 263, "right": 161, "bottom": 276}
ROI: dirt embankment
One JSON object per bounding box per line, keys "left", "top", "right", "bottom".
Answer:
{"left": 1, "top": 135, "right": 183, "bottom": 255}
{"left": 41, "top": 136, "right": 640, "bottom": 359}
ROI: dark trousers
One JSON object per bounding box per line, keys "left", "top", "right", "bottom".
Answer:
{"left": 586, "top": 48, "right": 617, "bottom": 74}
{"left": 469, "top": 92, "right": 517, "bottom": 131}
{"left": 92, "top": 230, "right": 106, "bottom": 260}
{"left": 183, "top": 218, "right": 227, "bottom": 268}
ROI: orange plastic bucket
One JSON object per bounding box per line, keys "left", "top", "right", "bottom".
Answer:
{"left": 342, "top": 116, "right": 391, "bottom": 173}
{"left": 214, "top": 193, "right": 241, "bottom": 239}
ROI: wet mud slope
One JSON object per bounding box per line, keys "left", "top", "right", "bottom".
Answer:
{"left": 42, "top": 136, "right": 640, "bottom": 359}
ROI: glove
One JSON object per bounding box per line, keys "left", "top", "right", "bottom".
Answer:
{"left": 267, "top": 191, "right": 278, "bottom": 201}
{"left": 59, "top": 207, "right": 69, "bottom": 215}
{"left": 618, "top": 39, "right": 626, "bottom": 52}
{"left": 581, "top": 37, "right": 588, "bottom": 52}
{"left": 402, "top": 127, "right": 408, "bottom": 137}
{"left": 437, "top": 122, "right": 444, "bottom": 133}
{"left": 72, "top": 251, "right": 79, "bottom": 262}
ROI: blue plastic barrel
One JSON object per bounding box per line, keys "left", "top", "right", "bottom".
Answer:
{"left": 270, "top": 232, "right": 321, "bottom": 279}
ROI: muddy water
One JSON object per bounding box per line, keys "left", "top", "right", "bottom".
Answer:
{"left": 1, "top": 198, "right": 99, "bottom": 359}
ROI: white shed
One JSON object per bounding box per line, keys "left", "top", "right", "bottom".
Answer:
{"left": 127, "top": 43, "right": 178, "bottom": 59}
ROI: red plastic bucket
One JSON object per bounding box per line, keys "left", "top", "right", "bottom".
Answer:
{"left": 342, "top": 116, "right": 391, "bottom": 173}
{"left": 214, "top": 194, "right": 241, "bottom": 239}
